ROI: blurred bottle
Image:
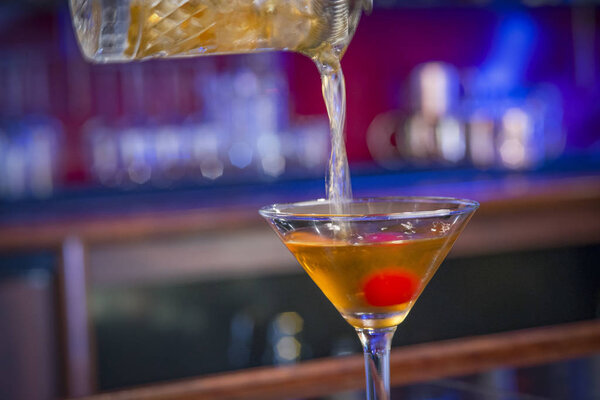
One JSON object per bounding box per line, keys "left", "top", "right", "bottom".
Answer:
{"left": 83, "top": 64, "right": 122, "bottom": 187}
{"left": 366, "top": 62, "right": 466, "bottom": 169}
{"left": 404, "top": 62, "right": 466, "bottom": 165}
{"left": 0, "top": 54, "right": 63, "bottom": 200}
{"left": 466, "top": 111, "right": 496, "bottom": 169}
{"left": 463, "top": 83, "right": 565, "bottom": 170}
{"left": 70, "top": 0, "right": 371, "bottom": 63}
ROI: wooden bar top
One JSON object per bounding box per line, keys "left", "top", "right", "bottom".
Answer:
{"left": 72, "top": 319, "right": 600, "bottom": 400}
{"left": 1, "top": 174, "right": 599, "bottom": 253}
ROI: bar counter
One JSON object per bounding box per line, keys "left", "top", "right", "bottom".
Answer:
{"left": 1, "top": 171, "right": 599, "bottom": 253}
{"left": 75, "top": 320, "right": 600, "bottom": 400}
{"left": 2, "top": 172, "right": 599, "bottom": 288}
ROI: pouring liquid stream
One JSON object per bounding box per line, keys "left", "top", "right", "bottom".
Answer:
{"left": 309, "top": 42, "right": 354, "bottom": 220}
{"left": 319, "top": 61, "right": 353, "bottom": 214}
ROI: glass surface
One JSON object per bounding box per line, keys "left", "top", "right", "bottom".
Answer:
{"left": 260, "top": 196, "right": 478, "bottom": 400}
{"left": 69, "top": 0, "right": 370, "bottom": 62}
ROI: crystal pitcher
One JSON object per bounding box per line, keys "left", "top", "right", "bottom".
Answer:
{"left": 70, "top": 0, "right": 372, "bottom": 63}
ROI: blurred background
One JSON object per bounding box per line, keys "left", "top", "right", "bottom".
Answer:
{"left": 0, "top": 0, "right": 599, "bottom": 399}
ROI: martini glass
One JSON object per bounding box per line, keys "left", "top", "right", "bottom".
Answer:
{"left": 260, "top": 196, "right": 478, "bottom": 400}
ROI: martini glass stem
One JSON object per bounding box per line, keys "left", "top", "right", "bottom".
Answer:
{"left": 356, "top": 327, "right": 396, "bottom": 400}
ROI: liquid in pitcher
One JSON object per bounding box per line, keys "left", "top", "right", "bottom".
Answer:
{"left": 71, "top": 0, "right": 369, "bottom": 62}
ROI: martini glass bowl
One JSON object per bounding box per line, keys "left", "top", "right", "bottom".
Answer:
{"left": 260, "top": 196, "right": 478, "bottom": 400}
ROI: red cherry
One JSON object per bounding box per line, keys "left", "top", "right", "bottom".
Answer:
{"left": 363, "top": 232, "right": 407, "bottom": 243}
{"left": 362, "top": 269, "right": 419, "bottom": 307}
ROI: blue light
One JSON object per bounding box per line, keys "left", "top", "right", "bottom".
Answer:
{"left": 474, "top": 12, "right": 538, "bottom": 97}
